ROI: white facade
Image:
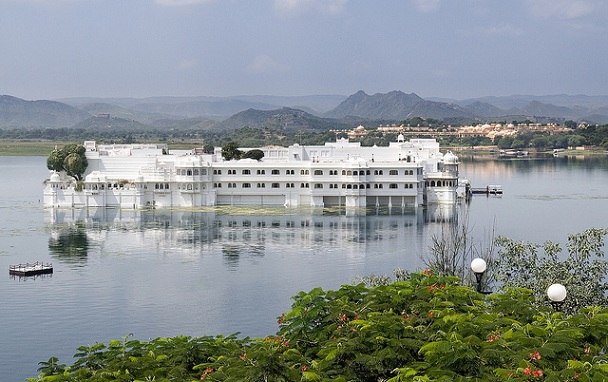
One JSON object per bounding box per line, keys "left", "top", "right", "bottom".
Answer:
{"left": 44, "top": 136, "right": 459, "bottom": 209}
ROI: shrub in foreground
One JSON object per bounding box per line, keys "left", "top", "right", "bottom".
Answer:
{"left": 29, "top": 272, "right": 608, "bottom": 381}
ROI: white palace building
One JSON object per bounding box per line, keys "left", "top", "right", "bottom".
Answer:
{"left": 44, "top": 135, "right": 460, "bottom": 209}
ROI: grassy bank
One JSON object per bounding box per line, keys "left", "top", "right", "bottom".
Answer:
{"left": 0, "top": 140, "right": 205, "bottom": 156}
{"left": 0, "top": 140, "right": 72, "bottom": 156}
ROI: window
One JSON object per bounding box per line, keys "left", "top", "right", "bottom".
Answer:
{"left": 374, "top": 170, "right": 384, "bottom": 175}
{"left": 300, "top": 183, "right": 309, "bottom": 188}
{"left": 194, "top": 169, "right": 199, "bottom": 175}
{"left": 242, "top": 183, "right": 251, "bottom": 188}
{"left": 242, "top": 169, "right": 251, "bottom": 175}
{"left": 286, "top": 169, "right": 295, "bottom": 175}
{"left": 389, "top": 184, "right": 398, "bottom": 189}
{"left": 341, "top": 170, "right": 346, "bottom": 175}
{"left": 256, "top": 183, "right": 266, "bottom": 188}
{"left": 271, "top": 169, "right": 280, "bottom": 175}
{"left": 300, "top": 169, "right": 309, "bottom": 175}
{"left": 214, "top": 169, "right": 222, "bottom": 175}
{"left": 201, "top": 169, "right": 207, "bottom": 175}
{"left": 366, "top": 170, "right": 371, "bottom": 175}
{"left": 187, "top": 170, "right": 193, "bottom": 176}
{"left": 286, "top": 183, "right": 295, "bottom": 188}
{"left": 353, "top": 170, "right": 358, "bottom": 175}
{"left": 389, "top": 170, "right": 398, "bottom": 175}
{"left": 214, "top": 183, "right": 221, "bottom": 188}
{"left": 272, "top": 183, "right": 280, "bottom": 188}
{"left": 314, "top": 184, "right": 323, "bottom": 189}
{"left": 314, "top": 170, "right": 323, "bottom": 175}
{"left": 257, "top": 169, "right": 265, "bottom": 175}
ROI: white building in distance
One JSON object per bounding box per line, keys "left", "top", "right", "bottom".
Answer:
{"left": 44, "top": 136, "right": 459, "bottom": 209}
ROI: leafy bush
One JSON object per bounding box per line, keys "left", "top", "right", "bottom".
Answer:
{"left": 29, "top": 269, "right": 608, "bottom": 382}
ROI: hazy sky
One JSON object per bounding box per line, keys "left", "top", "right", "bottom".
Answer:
{"left": 1, "top": 0, "right": 607, "bottom": 101}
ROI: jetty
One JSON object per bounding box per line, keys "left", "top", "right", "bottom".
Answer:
{"left": 472, "top": 185, "right": 503, "bottom": 195}
{"left": 9, "top": 262, "right": 53, "bottom": 276}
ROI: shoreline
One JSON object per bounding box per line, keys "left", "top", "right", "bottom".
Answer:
{"left": 1, "top": 140, "right": 606, "bottom": 157}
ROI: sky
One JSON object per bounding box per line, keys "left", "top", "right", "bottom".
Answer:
{"left": 1, "top": 0, "right": 607, "bottom": 101}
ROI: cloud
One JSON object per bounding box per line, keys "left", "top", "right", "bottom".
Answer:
{"left": 411, "top": 0, "right": 440, "bottom": 13}
{"left": 470, "top": 23, "right": 524, "bottom": 37}
{"left": 274, "top": 0, "right": 347, "bottom": 17}
{"left": 247, "top": 54, "right": 289, "bottom": 74}
{"left": 177, "top": 59, "right": 197, "bottom": 70}
{"left": 526, "top": 0, "right": 597, "bottom": 19}
{"left": 155, "top": 0, "right": 213, "bottom": 6}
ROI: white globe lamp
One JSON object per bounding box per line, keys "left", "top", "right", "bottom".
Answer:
{"left": 471, "top": 258, "right": 487, "bottom": 293}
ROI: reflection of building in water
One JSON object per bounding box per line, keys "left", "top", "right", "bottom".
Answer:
{"left": 44, "top": 136, "right": 459, "bottom": 209}
{"left": 46, "top": 206, "right": 457, "bottom": 268}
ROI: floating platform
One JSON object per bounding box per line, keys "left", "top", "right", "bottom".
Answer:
{"left": 472, "top": 185, "right": 503, "bottom": 195}
{"left": 9, "top": 262, "right": 53, "bottom": 276}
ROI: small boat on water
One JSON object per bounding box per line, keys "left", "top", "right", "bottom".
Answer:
{"left": 9, "top": 262, "right": 53, "bottom": 276}
{"left": 500, "top": 150, "right": 529, "bottom": 157}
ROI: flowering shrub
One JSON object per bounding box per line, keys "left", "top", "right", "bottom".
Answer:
{"left": 29, "top": 271, "right": 608, "bottom": 381}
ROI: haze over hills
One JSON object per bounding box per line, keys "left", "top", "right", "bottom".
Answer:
{"left": 2, "top": 91, "right": 608, "bottom": 131}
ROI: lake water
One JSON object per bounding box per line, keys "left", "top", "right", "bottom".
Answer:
{"left": 1, "top": 154, "right": 607, "bottom": 381}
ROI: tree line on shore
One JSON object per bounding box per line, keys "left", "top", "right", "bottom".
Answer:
{"left": 2, "top": 122, "right": 608, "bottom": 151}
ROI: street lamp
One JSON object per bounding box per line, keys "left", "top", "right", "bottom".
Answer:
{"left": 471, "top": 258, "right": 487, "bottom": 293}
{"left": 547, "top": 283, "right": 567, "bottom": 311}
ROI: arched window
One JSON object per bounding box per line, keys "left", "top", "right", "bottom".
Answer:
{"left": 314, "top": 170, "right": 323, "bottom": 176}
{"left": 389, "top": 170, "right": 398, "bottom": 175}
{"left": 187, "top": 170, "right": 192, "bottom": 176}
{"left": 389, "top": 184, "right": 398, "bottom": 189}
{"left": 342, "top": 170, "right": 346, "bottom": 175}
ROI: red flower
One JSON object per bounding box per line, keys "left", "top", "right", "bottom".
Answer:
{"left": 533, "top": 369, "right": 543, "bottom": 377}
{"left": 530, "top": 351, "right": 541, "bottom": 360}
{"left": 428, "top": 312, "right": 433, "bottom": 318}
{"left": 354, "top": 315, "right": 360, "bottom": 320}
{"left": 341, "top": 314, "right": 347, "bottom": 321}
{"left": 523, "top": 366, "right": 531, "bottom": 376}
{"left": 206, "top": 367, "right": 213, "bottom": 373}
{"left": 302, "top": 365, "right": 307, "bottom": 372}
{"left": 423, "top": 269, "right": 432, "bottom": 276}
{"left": 239, "top": 353, "right": 246, "bottom": 360}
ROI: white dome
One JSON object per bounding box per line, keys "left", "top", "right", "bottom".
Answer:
{"left": 443, "top": 151, "right": 458, "bottom": 164}
{"left": 397, "top": 134, "right": 405, "bottom": 142}
{"left": 50, "top": 172, "right": 61, "bottom": 182}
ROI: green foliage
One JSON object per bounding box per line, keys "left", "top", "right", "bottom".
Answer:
{"left": 241, "top": 149, "right": 265, "bottom": 161}
{"left": 221, "top": 141, "right": 242, "bottom": 161}
{"left": 46, "top": 143, "right": 88, "bottom": 181}
{"left": 28, "top": 230, "right": 608, "bottom": 382}
{"left": 491, "top": 228, "right": 608, "bottom": 315}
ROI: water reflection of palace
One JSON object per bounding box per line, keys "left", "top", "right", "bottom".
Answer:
{"left": 46, "top": 205, "right": 459, "bottom": 268}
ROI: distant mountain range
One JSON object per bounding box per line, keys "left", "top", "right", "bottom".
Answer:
{"left": 2, "top": 91, "right": 608, "bottom": 131}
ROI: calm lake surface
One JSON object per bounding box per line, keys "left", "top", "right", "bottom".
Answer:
{"left": 1, "top": 154, "right": 607, "bottom": 381}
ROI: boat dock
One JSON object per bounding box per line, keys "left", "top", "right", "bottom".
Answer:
{"left": 9, "top": 262, "right": 53, "bottom": 276}
{"left": 472, "top": 185, "right": 503, "bottom": 195}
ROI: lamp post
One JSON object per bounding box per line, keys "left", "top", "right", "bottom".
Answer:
{"left": 471, "top": 258, "right": 487, "bottom": 293}
{"left": 547, "top": 283, "right": 567, "bottom": 311}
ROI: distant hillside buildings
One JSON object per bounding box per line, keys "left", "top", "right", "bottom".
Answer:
{"left": 340, "top": 123, "right": 573, "bottom": 141}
